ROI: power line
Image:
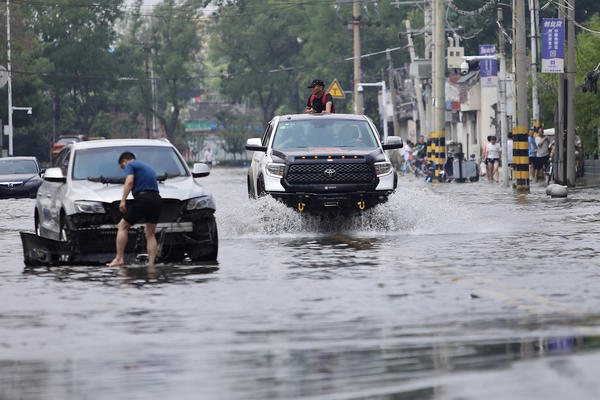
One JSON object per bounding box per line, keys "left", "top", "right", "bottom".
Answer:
{"left": 9, "top": 45, "right": 407, "bottom": 82}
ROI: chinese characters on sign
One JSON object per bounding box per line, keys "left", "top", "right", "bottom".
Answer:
{"left": 479, "top": 45, "right": 497, "bottom": 88}
{"left": 542, "top": 18, "right": 564, "bottom": 73}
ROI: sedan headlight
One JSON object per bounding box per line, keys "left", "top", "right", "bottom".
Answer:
{"left": 187, "top": 195, "right": 215, "bottom": 210}
{"left": 265, "top": 162, "right": 285, "bottom": 178}
{"left": 374, "top": 161, "right": 393, "bottom": 177}
{"left": 74, "top": 200, "right": 106, "bottom": 214}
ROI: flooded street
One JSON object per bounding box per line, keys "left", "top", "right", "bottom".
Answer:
{"left": 1, "top": 167, "right": 600, "bottom": 399}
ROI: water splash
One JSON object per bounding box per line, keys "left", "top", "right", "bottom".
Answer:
{"left": 215, "top": 185, "right": 486, "bottom": 238}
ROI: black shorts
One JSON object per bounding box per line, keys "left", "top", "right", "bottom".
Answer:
{"left": 529, "top": 156, "right": 537, "bottom": 165}
{"left": 124, "top": 191, "right": 162, "bottom": 225}
{"left": 486, "top": 158, "right": 499, "bottom": 165}
{"left": 535, "top": 155, "right": 549, "bottom": 170}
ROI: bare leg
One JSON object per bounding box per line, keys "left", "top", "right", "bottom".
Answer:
{"left": 493, "top": 162, "right": 500, "bottom": 182}
{"left": 107, "top": 219, "right": 130, "bottom": 266}
{"left": 145, "top": 223, "right": 158, "bottom": 266}
{"left": 487, "top": 162, "right": 493, "bottom": 182}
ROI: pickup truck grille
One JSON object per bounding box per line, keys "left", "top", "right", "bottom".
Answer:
{"left": 287, "top": 163, "right": 374, "bottom": 184}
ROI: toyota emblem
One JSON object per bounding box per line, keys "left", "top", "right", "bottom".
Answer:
{"left": 324, "top": 168, "right": 337, "bottom": 177}
{"left": 7, "top": 183, "right": 13, "bottom": 188}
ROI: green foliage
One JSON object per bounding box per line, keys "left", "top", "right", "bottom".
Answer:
{"left": 215, "top": 110, "right": 260, "bottom": 159}
{"left": 210, "top": 0, "right": 412, "bottom": 125}
{"left": 148, "top": 0, "right": 205, "bottom": 141}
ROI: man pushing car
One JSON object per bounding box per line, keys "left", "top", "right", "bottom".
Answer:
{"left": 107, "top": 152, "right": 162, "bottom": 267}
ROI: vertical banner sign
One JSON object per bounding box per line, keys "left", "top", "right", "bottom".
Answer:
{"left": 479, "top": 45, "right": 497, "bottom": 88}
{"left": 542, "top": 18, "right": 564, "bottom": 73}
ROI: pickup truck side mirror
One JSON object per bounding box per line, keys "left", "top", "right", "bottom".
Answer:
{"left": 192, "top": 163, "right": 210, "bottom": 178}
{"left": 43, "top": 167, "right": 66, "bottom": 183}
{"left": 246, "top": 138, "right": 267, "bottom": 152}
{"left": 382, "top": 136, "right": 403, "bottom": 150}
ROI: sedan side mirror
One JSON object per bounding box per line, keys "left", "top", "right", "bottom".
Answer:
{"left": 382, "top": 136, "right": 403, "bottom": 150}
{"left": 246, "top": 138, "right": 267, "bottom": 152}
{"left": 192, "top": 163, "right": 210, "bottom": 178}
{"left": 43, "top": 167, "right": 66, "bottom": 183}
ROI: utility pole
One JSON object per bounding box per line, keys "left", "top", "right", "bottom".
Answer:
{"left": 386, "top": 49, "right": 401, "bottom": 138}
{"left": 514, "top": 0, "right": 530, "bottom": 192}
{"left": 424, "top": 1, "right": 433, "bottom": 137}
{"left": 405, "top": 20, "right": 426, "bottom": 141}
{"left": 498, "top": 8, "right": 509, "bottom": 188}
{"left": 432, "top": 0, "right": 446, "bottom": 182}
{"left": 143, "top": 44, "right": 151, "bottom": 139}
{"left": 557, "top": 0, "right": 565, "bottom": 184}
{"left": 530, "top": 0, "right": 541, "bottom": 128}
{"left": 6, "top": 0, "right": 13, "bottom": 157}
{"left": 353, "top": 0, "right": 363, "bottom": 114}
{"left": 566, "top": 0, "right": 576, "bottom": 185}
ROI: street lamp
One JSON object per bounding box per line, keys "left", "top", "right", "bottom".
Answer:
{"left": 5, "top": 0, "right": 33, "bottom": 157}
{"left": 461, "top": 54, "right": 509, "bottom": 187}
{"left": 7, "top": 107, "right": 32, "bottom": 157}
{"left": 357, "top": 81, "right": 388, "bottom": 143}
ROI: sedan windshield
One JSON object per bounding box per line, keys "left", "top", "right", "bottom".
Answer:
{"left": 0, "top": 160, "right": 38, "bottom": 175}
{"left": 57, "top": 137, "right": 80, "bottom": 144}
{"left": 272, "top": 119, "right": 379, "bottom": 151}
{"left": 72, "top": 146, "right": 188, "bottom": 180}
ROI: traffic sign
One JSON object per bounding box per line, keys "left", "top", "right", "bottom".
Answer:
{"left": 327, "top": 79, "right": 345, "bottom": 98}
{"left": 0, "top": 66, "right": 8, "bottom": 89}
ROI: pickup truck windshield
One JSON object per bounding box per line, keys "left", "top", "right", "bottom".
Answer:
{"left": 272, "top": 119, "right": 378, "bottom": 150}
{"left": 72, "top": 146, "right": 188, "bottom": 180}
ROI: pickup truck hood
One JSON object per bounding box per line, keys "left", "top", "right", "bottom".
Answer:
{"left": 274, "top": 147, "right": 385, "bottom": 162}
{"left": 66, "top": 176, "right": 213, "bottom": 203}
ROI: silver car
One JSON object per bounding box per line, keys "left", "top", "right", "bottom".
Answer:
{"left": 32, "top": 138, "right": 217, "bottom": 264}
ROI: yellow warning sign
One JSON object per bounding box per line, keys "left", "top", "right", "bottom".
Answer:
{"left": 327, "top": 79, "right": 345, "bottom": 99}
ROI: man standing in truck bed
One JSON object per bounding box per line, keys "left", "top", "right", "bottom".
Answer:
{"left": 305, "top": 79, "right": 335, "bottom": 114}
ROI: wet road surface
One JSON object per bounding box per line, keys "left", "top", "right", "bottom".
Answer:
{"left": 1, "top": 168, "right": 600, "bottom": 399}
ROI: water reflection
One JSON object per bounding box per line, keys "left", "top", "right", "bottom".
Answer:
{"left": 23, "top": 263, "right": 218, "bottom": 287}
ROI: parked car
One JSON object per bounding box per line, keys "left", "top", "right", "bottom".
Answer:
{"left": 245, "top": 113, "right": 403, "bottom": 213}
{"left": 28, "top": 138, "right": 217, "bottom": 265}
{"left": 51, "top": 134, "right": 87, "bottom": 161}
{"left": 0, "top": 156, "right": 43, "bottom": 199}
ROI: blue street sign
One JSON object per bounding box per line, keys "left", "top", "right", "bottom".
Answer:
{"left": 479, "top": 45, "right": 497, "bottom": 88}
{"left": 542, "top": 18, "right": 564, "bottom": 73}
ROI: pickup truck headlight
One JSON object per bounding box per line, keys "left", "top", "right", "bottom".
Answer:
{"left": 374, "top": 161, "right": 393, "bottom": 177}
{"left": 74, "top": 200, "right": 106, "bottom": 214}
{"left": 265, "top": 162, "right": 285, "bottom": 178}
{"left": 187, "top": 195, "right": 215, "bottom": 210}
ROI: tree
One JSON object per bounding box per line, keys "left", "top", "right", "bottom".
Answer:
{"left": 32, "top": 0, "right": 125, "bottom": 140}
{"left": 146, "top": 0, "right": 206, "bottom": 142}
{"left": 215, "top": 110, "right": 259, "bottom": 160}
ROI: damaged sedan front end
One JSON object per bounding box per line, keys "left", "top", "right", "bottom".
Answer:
{"left": 22, "top": 139, "right": 218, "bottom": 266}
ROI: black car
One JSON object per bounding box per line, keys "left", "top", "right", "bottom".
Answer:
{"left": 0, "top": 157, "right": 44, "bottom": 199}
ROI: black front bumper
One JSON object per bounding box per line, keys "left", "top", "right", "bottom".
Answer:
{"left": 269, "top": 190, "right": 392, "bottom": 213}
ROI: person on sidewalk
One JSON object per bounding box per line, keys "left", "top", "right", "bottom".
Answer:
{"left": 528, "top": 128, "right": 538, "bottom": 180}
{"left": 483, "top": 136, "right": 501, "bottom": 182}
{"left": 535, "top": 127, "right": 550, "bottom": 182}
{"left": 507, "top": 133, "right": 514, "bottom": 180}
{"left": 107, "top": 152, "right": 162, "bottom": 267}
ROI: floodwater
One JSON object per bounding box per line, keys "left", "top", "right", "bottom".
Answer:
{"left": 1, "top": 168, "right": 600, "bottom": 399}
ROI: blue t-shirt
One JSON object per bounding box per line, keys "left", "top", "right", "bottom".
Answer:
{"left": 528, "top": 136, "right": 538, "bottom": 157}
{"left": 125, "top": 160, "right": 159, "bottom": 195}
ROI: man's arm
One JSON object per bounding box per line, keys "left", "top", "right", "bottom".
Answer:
{"left": 305, "top": 97, "right": 313, "bottom": 113}
{"left": 120, "top": 174, "right": 134, "bottom": 214}
{"left": 325, "top": 101, "right": 332, "bottom": 113}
